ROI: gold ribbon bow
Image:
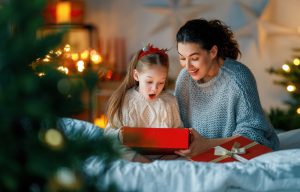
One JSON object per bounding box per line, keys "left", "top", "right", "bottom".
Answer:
{"left": 212, "top": 141, "right": 258, "bottom": 163}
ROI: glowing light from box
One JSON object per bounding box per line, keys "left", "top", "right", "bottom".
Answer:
{"left": 76, "top": 60, "right": 85, "bottom": 72}
{"left": 293, "top": 58, "right": 300, "bottom": 66}
{"left": 287, "top": 85, "right": 296, "bottom": 92}
{"left": 57, "top": 2, "right": 71, "bottom": 23}
{"left": 94, "top": 114, "right": 108, "bottom": 128}
{"left": 297, "top": 108, "right": 300, "bottom": 115}
{"left": 282, "top": 64, "right": 290, "bottom": 72}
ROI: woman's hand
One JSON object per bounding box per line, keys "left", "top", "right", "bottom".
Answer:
{"left": 175, "top": 128, "right": 210, "bottom": 158}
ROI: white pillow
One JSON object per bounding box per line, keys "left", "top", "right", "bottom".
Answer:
{"left": 277, "top": 129, "right": 300, "bottom": 150}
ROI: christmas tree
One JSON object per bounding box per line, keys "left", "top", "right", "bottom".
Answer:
{"left": 268, "top": 49, "right": 300, "bottom": 131}
{"left": 0, "top": 0, "right": 119, "bottom": 191}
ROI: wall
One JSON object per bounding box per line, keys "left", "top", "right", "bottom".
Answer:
{"left": 85, "top": 0, "right": 300, "bottom": 111}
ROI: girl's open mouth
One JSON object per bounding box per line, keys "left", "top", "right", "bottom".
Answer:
{"left": 149, "top": 94, "right": 156, "bottom": 99}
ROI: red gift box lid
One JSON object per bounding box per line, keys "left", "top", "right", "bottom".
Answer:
{"left": 190, "top": 135, "right": 272, "bottom": 163}
{"left": 122, "top": 127, "right": 191, "bottom": 154}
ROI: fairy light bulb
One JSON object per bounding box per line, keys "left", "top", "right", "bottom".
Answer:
{"left": 45, "top": 129, "right": 63, "bottom": 148}
{"left": 71, "top": 53, "right": 79, "bottom": 61}
{"left": 297, "top": 108, "right": 300, "bottom": 115}
{"left": 55, "top": 167, "right": 79, "bottom": 189}
{"left": 91, "top": 54, "right": 102, "bottom": 64}
{"left": 64, "top": 44, "right": 71, "bottom": 52}
{"left": 293, "top": 58, "right": 300, "bottom": 66}
{"left": 77, "top": 60, "right": 85, "bottom": 72}
{"left": 43, "top": 58, "right": 50, "bottom": 62}
{"left": 282, "top": 64, "right": 291, "bottom": 72}
{"left": 287, "top": 85, "right": 296, "bottom": 92}
{"left": 57, "top": 66, "right": 69, "bottom": 74}
{"left": 38, "top": 73, "right": 45, "bottom": 77}
{"left": 80, "top": 50, "right": 89, "bottom": 60}
{"left": 56, "top": 49, "right": 63, "bottom": 56}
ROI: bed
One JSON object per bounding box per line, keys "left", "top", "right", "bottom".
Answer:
{"left": 59, "top": 118, "right": 300, "bottom": 192}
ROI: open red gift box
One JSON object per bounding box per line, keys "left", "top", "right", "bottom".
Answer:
{"left": 190, "top": 135, "right": 272, "bottom": 163}
{"left": 122, "top": 127, "right": 191, "bottom": 154}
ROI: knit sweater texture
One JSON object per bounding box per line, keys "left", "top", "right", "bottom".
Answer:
{"left": 175, "top": 58, "right": 280, "bottom": 150}
{"left": 104, "top": 88, "right": 183, "bottom": 160}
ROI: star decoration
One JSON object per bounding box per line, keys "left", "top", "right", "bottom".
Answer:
{"left": 144, "top": 0, "right": 212, "bottom": 37}
{"left": 234, "top": 0, "right": 298, "bottom": 56}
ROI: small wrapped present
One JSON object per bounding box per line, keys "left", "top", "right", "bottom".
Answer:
{"left": 122, "top": 127, "right": 191, "bottom": 155}
{"left": 190, "top": 135, "right": 272, "bottom": 163}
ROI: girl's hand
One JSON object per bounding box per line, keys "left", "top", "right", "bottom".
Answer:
{"left": 175, "top": 128, "right": 209, "bottom": 158}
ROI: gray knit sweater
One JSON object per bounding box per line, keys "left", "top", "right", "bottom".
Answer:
{"left": 175, "top": 58, "right": 280, "bottom": 150}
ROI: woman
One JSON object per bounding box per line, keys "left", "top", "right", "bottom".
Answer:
{"left": 174, "top": 18, "right": 279, "bottom": 158}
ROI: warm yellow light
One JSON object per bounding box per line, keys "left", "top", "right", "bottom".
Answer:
{"left": 71, "top": 53, "right": 79, "bottom": 61}
{"left": 90, "top": 50, "right": 102, "bottom": 64}
{"left": 293, "top": 58, "right": 300, "bottom": 66}
{"left": 77, "top": 60, "right": 85, "bottom": 72}
{"left": 64, "top": 44, "right": 71, "bottom": 52}
{"left": 80, "top": 50, "right": 89, "bottom": 60}
{"left": 45, "top": 129, "right": 63, "bottom": 148}
{"left": 38, "top": 73, "right": 45, "bottom": 77}
{"left": 56, "top": 2, "right": 71, "bottom": 23}
{"left": 57, "top": 66, "right": 69, "bottom": 74}
{"left": 56, "top": 49, "right": 63, "bottom": 56}
{"left": 91, "top": 54, "right": 102, "bottom": 64}
{"left": 94, "top": 114, "right": 108, "bottom": 128}
{"left": 287, "top": 85, "right": 296, "bottom": 92}
{"left": 43, "top": 58, "right": 50, "bottom": 62}
{"left": 297, "top": 108, "right": 300, "bottom": 115}
{"left": 282, "top": 64, "right": 291, "bottom": 72}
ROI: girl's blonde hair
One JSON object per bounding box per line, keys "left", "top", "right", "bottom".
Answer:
{"left": 106, "top": 45, "right": 169, "bottom": 127}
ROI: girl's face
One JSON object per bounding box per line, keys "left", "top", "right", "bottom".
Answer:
{"left": 134, "top": 65, "right": 167, "bottom": 100}
{"left": 177, "top": 42, "right": 219, "bottom": 82}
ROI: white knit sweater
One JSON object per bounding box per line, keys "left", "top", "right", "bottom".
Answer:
{"left": 104, "top": 88, "right": 183, "bottom": 160}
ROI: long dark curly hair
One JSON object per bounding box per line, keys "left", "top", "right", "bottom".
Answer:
{"left": 176, "top": 18, "right": 241, "bottom": 60}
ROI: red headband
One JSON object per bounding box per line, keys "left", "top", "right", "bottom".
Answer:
{"left": 138, "top": 44, "right": 168, "bottom": 60}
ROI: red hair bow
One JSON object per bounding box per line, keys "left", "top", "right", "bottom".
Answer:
{"left": 138, "top": 44, "right": 168, "bottom": 60}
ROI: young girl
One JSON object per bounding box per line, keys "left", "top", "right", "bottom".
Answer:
{"left": 104, "top": 44, "right": 183, "bottom": 163}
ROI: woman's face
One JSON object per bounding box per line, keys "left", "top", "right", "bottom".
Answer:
{"left": 134, "top": 65, "right": 167, "bottom": 100}
{"left": 177, "top": 42, "right": 218, "bottom": 82}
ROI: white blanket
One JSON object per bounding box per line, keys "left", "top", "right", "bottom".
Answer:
{"left": 59, "top": 118, "right": 300, "bottom": 192}
{"left": 84, "top": 149, "right": 300, "bottom": 192}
